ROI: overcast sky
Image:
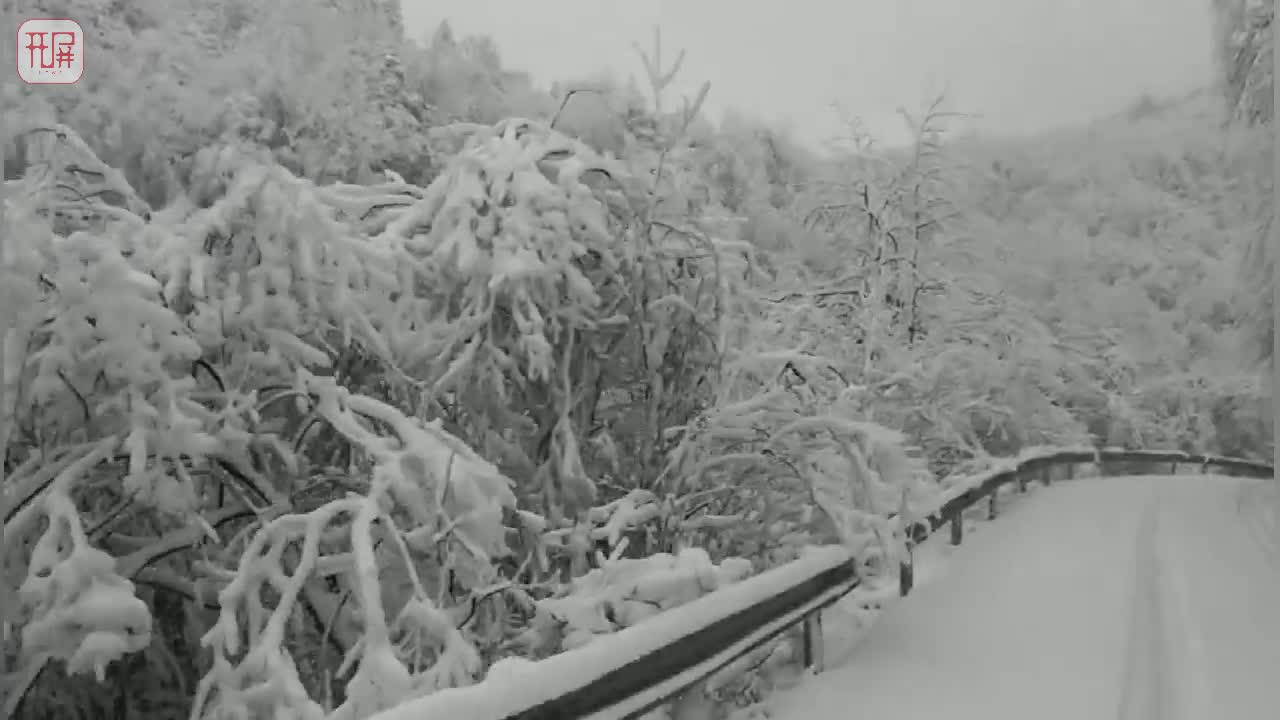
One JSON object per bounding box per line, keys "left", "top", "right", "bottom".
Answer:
{"left": 400, "top": 0, "right": 1216, "bottom": 148}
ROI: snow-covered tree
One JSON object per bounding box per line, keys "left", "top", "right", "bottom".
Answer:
{"left": 1213, "top": 0, "right": 1274, "bottom": 124}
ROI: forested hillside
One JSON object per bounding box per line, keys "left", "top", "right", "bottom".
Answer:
{"left": 1, "top": 1, "right": 1273, "bottom": 718}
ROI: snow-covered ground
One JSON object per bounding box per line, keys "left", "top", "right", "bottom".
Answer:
{"left": 767, "top": 475, "right": 1280, "bottom": 720}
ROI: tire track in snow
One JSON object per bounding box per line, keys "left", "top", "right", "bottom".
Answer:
{"left": 1156, "top": 522, "right": 1213, "bottom": 720}
{"left": 1115, "top": 496, "right": 1169, "bottom": 720}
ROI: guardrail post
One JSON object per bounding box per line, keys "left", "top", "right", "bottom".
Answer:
{"left": 900, "top": 553, "right": 914, "bottom": 597}
{"left": 1017, "top": 471, "right": 1028, "bottom": 493}
{"left": 802, "top": 611, "right": 825, "bottom": 673}
{"left": 950, "top": 514, "right": 963, "bottom": 545}
{"left": 987, "top": 491, "right": 998, "bottom": 520}
{"left": 1040, "top": 465, "right": 1052, "bottom": 485}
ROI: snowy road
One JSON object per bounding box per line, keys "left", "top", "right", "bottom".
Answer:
{"left": 768, "top": 475, "right": 1280, "bottom": 720}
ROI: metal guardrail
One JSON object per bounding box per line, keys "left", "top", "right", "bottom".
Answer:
{"left": 368, "top": 447, "right": 1274, "bottom": 720}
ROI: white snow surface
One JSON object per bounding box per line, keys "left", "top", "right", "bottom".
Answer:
{"left": 769, "top": 474, "right": 1280, "bottom": 720}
